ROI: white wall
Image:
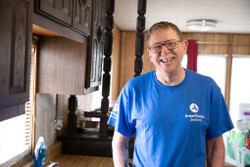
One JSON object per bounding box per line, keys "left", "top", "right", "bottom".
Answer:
{"left": 35, "top": 93, "right": 57, "bottom": 148}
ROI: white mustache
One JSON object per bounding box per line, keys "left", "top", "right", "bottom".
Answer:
{"left": 158, "top": 55, "right": 176, "bottom": 62}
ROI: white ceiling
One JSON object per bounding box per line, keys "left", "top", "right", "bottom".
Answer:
{"left": 114, "top": 0, "right": 250, "bottom": 33}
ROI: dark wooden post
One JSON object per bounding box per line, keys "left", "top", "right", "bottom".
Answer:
{"left": 99, "top": 0, "right": 115, "bottom": 138}
{"left": 134, "top": 0, "right": 147, "bottom": 77}
{"left": 67, "top": 95, "right": 78, "bottom": 136}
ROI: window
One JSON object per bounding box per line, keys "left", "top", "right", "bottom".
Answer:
{"left": 0, "top": 110, "right": 31, "bottom": 166}
{"left": 197, "top": 54, "right": 227, "bottom": 96}
{"left": 182, "top": 54, "right": 227, "bottom": 96}
{"left": 229, "top": 55, "right": 250, "bottom": 126}
{"left": 182, "top": 54, "right": 187, "bottom": 68}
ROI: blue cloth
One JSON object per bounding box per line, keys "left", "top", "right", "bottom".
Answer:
{"left": 108, "top": 69, "right": 234, "bottom": 167}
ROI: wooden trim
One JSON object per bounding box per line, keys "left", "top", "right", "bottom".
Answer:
{"left": 10, "top": 155, "right": 34, "bottom": 167}
{"left": 197, "top": 41, "right": 250, "bottom": 46}
{"left": 32, "top": 12, "right": 86, "bottom": 44}
{"left": 111, "top": 25, "right": 122, "bottom": 101}
{"left": 32, "top": 25, "right": 60, "bottom": 36}
{"left": 224, "top": 35, "right": 233, "bottom": 110}
{"left": 31, "top": 36, "right": 38, "bottom": 156}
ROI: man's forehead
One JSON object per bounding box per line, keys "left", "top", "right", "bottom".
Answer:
{"left": 151, "top": 39, "right": 177, "bottom": 46}
{"left": 149, "top": 29, "right": 178, "bottom": 45}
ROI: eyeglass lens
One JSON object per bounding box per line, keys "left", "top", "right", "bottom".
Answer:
{"left": 151, "top": 40, "right": 179, "bottom": 53}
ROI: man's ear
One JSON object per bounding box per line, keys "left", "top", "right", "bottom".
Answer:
{"left": 147, "top": 49, "right": 152, "bottom": 59}
{"left": 184, "top": 40, "right": 188, "bottom": 48}
{"left": 182, "top": 40, "right": 188, "bottom": 52}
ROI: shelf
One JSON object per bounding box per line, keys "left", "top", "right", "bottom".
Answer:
{"left": 59, "top": 131, "right": 134, "bottom": 158}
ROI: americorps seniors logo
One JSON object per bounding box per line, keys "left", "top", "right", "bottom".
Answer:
{"left": 185, "top": 103, "right": 204, "bottom": 122}
{"left": 189, "top": 103, "right": 199, "bottom": 113}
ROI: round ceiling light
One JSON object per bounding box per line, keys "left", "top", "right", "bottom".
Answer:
{"left": 187, "top": 19, "right": 217, "bottom": 31}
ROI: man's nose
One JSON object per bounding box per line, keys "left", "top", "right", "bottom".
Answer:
{"left": 161, "top": 45, "right": 171, "bottom": 54}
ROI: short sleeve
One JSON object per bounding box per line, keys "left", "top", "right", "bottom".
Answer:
{"left": 107, "top": 83, "right": 136, "bottom": 137}
{"left": 206, "top": 83, "right": 234, "bottom": 138}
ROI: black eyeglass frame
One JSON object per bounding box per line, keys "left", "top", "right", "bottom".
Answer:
{"left": 149, "top": 40, "right": 182, "bottom": 54}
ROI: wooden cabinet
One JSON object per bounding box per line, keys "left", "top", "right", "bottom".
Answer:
{"left": 72, "top": 0, "right": 92, "bottom": 35}
{"left": 35, "top": 0, "right": 106, "bottom": 94}
{"left": 0, "top": 0, "right": 32, "bottom": 120}
{"left": 35, "top": 0, "right": 92, "bottom": 36}
{"left": 84, "top": 0, "right": 106, "bottom": 93}
{"left": 36, "top": 0, "right": 72, "bottom": 25}
{"left": 37, "top": 36, "right": 87, "bottom": 95}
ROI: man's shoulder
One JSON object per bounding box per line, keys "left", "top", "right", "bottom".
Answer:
{"left": 122, "top": 71, "right": 154, "bottom": 92}
{"left": 186, "top": 69, "right": 213, "bottom": 81}
{"left": 185, "top": 69, "right": 219, "bottom": 89}
{"left": 127, "top": 70, "right": 154, "bottom": 84}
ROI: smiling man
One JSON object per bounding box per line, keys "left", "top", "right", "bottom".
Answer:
{"left": 108, "top": 21, "right": 234, "bottom": 167}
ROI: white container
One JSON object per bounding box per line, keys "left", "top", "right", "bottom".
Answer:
{"left": 243, "top": 111, "right": 250, "bottom": 120}
{"left": 238, "top": 103, "right": 250, "bottom": 120}
{"left": 237, "top": 120, "right": 250, "bottom": 129}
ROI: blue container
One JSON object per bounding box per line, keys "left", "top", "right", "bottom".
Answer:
{"left": 34, "top": 137, "right": 46, "bottom": 167}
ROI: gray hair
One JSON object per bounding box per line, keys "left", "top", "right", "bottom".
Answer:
{"left": 146, "top": 21, "right": 183, "bottom": 47}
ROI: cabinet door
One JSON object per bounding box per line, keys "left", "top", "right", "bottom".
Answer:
{"left": 72, "top": 0, "right": 92, "bottom": 36}
{"left": 85, "top": 0, "right": 106, "bottom": 92}
{"left": 37, "top": 36, "right": 87, "bottom": 95}
{"left": 0, "top": 0, "right": 32, "bottom": 120}
{"left": 37, "top": 0, "right": 72, "bottom": 25}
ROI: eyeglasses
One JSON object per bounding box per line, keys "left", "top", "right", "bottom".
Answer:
{"left": 149, "top": 40, "right": 182, "bottom": 54}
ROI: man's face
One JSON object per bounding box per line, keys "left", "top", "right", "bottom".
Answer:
{"left": 147, "top": 28, "right": 187, "bottom": 76}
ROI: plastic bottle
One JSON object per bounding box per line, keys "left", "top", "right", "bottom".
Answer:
{"left": 246, "top": 130, "right": 250, "bottom": 149}
{"left": 34, "top": 137, "right": 46, "bottom": 167}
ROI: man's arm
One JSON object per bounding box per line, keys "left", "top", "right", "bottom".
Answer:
{"left": 112, "top": 131, "right": 131, "bottom": 167}
{"left": 206, "top": 135, "right": 225, "bottom": 167}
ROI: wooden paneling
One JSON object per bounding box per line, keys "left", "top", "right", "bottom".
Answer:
{"left": 37, "top": 36, "right": 87, "bottom": 95}
{"left": 232, "top": 34, "right": 250, "bottom": 55}
{"left": 119, "top": 32, "right": 136, "bottom": 91}
{"left": 110, "top": 25, "right": 152, "bottom": 102}
{"left": 118, "top": 31, "right": 155, "bottom": 96}
{"left": 183, "top": 33, "right": 250, "bottom": 55}
{"left": 218, "top": 34, "right": 230, "bottom": 54}
{"left": 142, "top": 32, "right": 155, "bottom": 74}
{"left": 111, "top": 25, "right": 121, "bottom": 101}
{"left": 204, "top": 34, "right": 215, "bottom": 54}
{"left": 183, "top": 33, "right": 230, "bottom": 54}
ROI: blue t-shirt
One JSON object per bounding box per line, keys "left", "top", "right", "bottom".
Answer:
{"left": 108, "top": 69, "right": 234, "bottom": 167}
